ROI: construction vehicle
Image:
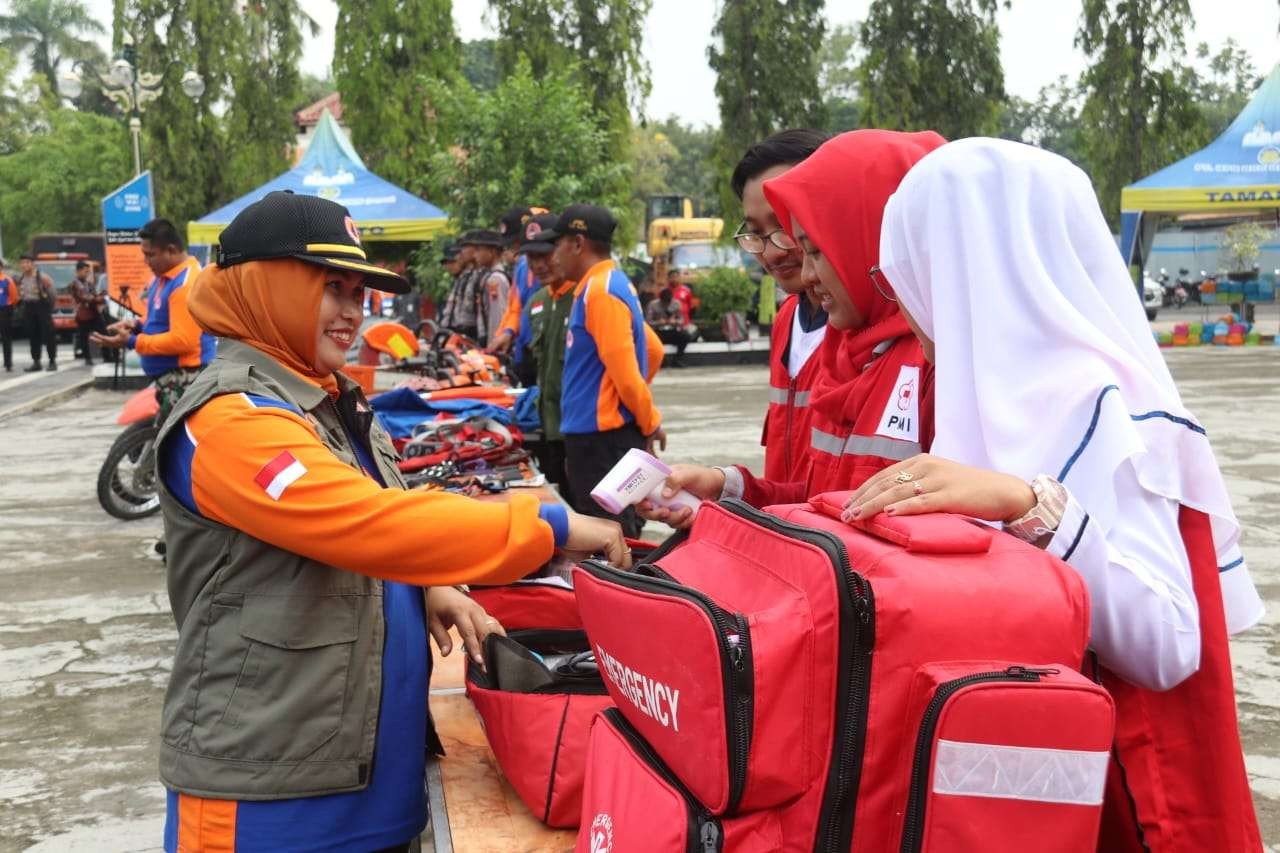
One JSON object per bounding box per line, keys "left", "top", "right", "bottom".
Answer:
{"left": 643, "top": 194, "right": 731, "bottom": 303}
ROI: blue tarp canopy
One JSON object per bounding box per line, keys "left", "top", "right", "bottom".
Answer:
{"left": 189, "top": 109, "right": 448, "bottom": 245}
{"left": 1120, "top": 64, "right": 1280, "bottom": 266}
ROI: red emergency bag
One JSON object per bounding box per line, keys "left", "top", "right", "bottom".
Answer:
{"left": 574, "top": 495, "right": 1111, "bottom": 852}
{"left": 465, "top": 629, "right": 613, "bottom": 828}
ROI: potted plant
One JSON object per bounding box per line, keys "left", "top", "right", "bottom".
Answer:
{"left": 692, "top": 267, "right": 757, "bottom": 341}
{"left": 1222, "top": 221, "right": 1271, "bottom": 281}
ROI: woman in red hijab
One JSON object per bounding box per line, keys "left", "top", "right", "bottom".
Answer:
{"left": 644, "top": 129, "right": 945, "bottom": 525}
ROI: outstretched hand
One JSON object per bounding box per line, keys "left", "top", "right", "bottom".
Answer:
{"left": 426, "top": 586, "right": 504, "bottom": 670}
{"left": 637, "top": 463, "right": 723, "bottom": 530}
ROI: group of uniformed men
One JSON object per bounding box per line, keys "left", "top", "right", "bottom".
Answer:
{"left": 438, "top": 205, "right": 666, "bottom": 537}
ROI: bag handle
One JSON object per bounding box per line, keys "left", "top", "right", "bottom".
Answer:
{"left": 806, "top": 491, "right": 993, "bottom": 554}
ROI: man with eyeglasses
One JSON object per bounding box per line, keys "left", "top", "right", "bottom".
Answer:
{"left": 729, "top": 129, "right": 830, "bottom": 482}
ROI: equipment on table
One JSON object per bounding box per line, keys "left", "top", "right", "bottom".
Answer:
{"left": 572, "top": 494, "right": 1112, "bottom": 852}
{"left": 591, "top": 448, "right": 702, "bottom": 517}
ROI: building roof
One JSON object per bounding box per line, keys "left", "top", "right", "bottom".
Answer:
{"left": 295, "top": 92, "right": 343, "bottom": 129}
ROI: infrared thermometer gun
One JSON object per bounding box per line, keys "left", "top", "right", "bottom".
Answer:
{"left": 591, "top": 448, "right": 703, "bottom": 517}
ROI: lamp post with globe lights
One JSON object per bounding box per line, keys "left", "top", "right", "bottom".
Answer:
{"left": 57, "top": 31, "right": 205, "bottom": 176}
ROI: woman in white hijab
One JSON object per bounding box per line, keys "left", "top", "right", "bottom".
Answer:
{"left": 845, "top": 138, "right": 1262, "bottom": 853}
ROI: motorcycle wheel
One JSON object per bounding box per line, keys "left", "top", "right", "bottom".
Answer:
{"left": 97, "top": 419, "right": 162, "bottom": 521}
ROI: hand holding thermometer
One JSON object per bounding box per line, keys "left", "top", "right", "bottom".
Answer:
{"left": 591, "top": 448, "right": 703, "bottom": 517}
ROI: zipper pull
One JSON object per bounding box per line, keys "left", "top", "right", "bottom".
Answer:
{"left": 855, "top": 596, "right": 872, "bottom": 624}
{"left": 727, "top": 634, "right": 745, "bottom": 671}
{"left": 1005, "top": 665, "right": 1059, "bottom": 679}
{"left": 700, "top": 819, "right": 721, "bottom": 853}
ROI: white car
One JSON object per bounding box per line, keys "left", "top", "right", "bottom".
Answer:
{"left": 1142, "top": 275, "right": 1161, "bottom": 321}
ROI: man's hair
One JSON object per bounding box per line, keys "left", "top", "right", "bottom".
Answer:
{"left": 19, "top": 252, "right": 34, "bottom": 261}
{"left": 76, "top": 259, "right": 91, "bottom": 270}
{"left": 659, "top": 288, "right": 673, "bottom": 301}
{"left": 138, "top": 218, "right": 185, "bottom": 251}
{"left": 730, "top": 128, "right": 831, "bottom": 200}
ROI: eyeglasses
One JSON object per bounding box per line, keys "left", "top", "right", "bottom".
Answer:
{"left": 733, "top": 225, "right": 798, "bottom": 255}
{"left": 869, "top": 266, "right": 897, "bottom": 302}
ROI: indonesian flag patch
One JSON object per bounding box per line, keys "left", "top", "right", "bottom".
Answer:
{"left": 254, "top": 451, "right": 307, "bottom": 500}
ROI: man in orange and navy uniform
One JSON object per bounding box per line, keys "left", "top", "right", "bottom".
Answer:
{"left": 92, "top": 218, "right": 213, "bottom": 419}
{"left": 0, "top": 257, "right": 16, "bottom": 372}
{"left": 548, "top": 204, "right": 664, "bottom": 537}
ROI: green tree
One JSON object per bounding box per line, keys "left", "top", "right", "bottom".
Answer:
{"left": 0, "top": 108, "right": 131, "bottom": 251}
{"left": 708, "top": 0, "right": 827, "bottom": 221}
{"left": 820, "top": 22, "right": 860, "bottom": 132}
{"left": 334, "top": 0, "right": 461, "bottom": 189}
{"left": 857, "top": 0, "right": 1005, "bottom": 139}
{"left": 116, "top": 0, "right": 243, "bottom": 227}
{"left": 422, "top": 58, "right": 628, "bottom": 236}
{"left": 0, "top": 0, "right": 103, "bottom": 88}
{"left": 652, "top": 116, "right": 720, "bottom": 217}
{"left": 1076, "top": 0, "right": 1206, "bottom": 226}
{"left": 298, "top": 72, "right": 334, "bottom": 108}
{"left": 1192, "top": 39, "right": 1261, "bottom": 139}
{"left": 225, "top": 1, "right": 315, "bottom": 194}
{"left": 462, "top": 38, "right": 500, "bottom": 92}
{"left": 0, "top": 48, "right": 45, "bottom": 155}
{"left": 998, "top": 76, "right": 1087, "bottom": 167}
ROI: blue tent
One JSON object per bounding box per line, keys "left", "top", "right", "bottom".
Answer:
{"left": 1119, "top": 64, "right": 1280, "bottom": 266}
{"left": 188, "top": 109, "right": 449, "bottom": 245}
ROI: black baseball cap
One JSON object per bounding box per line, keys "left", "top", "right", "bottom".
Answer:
{"left": 441, "top": 242, "right": 460, "bottom": 262}
{"left": 516, "top": 213, "right": 560, "bottom": 255}
{"left": 541, "top": 204, "right": 616, "bottom": 244}
{"left": 215, "top": 190, "right": 409, "bottom": 293}
{"left": 459, "top": 229, "right": 504, "bottom": 248}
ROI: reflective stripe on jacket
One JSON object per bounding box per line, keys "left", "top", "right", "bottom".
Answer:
{"left": 761, "top": 294, "right": 823, "bottom": 482}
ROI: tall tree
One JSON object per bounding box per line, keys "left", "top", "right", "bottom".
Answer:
{"left": 462, "top": 38, "right": 500, "bottom": 93}
{"left": 998, "top": 76, "right": 1087, "bottom": 167}
{"left": 1076, "top": 0, "right": 1205, "bottom": 226}
{"left": 116, "top": 0, "right": 242, "bottom": 227}
{"left": 820, "top": 23, "right": 860, "bottom": 132}
{"left": 489, "top": 1, "right": 651, "bottom": 157}
{"left": 421, "top": 58, "right": 628, "bottom": 231}
{"left": 857, "top": 0, "right": 1005, "bottom": 139}
{"left": 1192, "top": 39, "right": 1261, "bottom": 139}
{"left": 708, "top": 0, "right": 827, "bottom": 220}
{"left": 0, "top": 0, "right": 104, "bottom": 88}
{"left": 653, "top": 116, "right": 720, "bottom": 217}
{"left": 334, "top": 0, "right": 461, "bottom": 190}
{"left": 224, "top": 1, "right": 315, "bottom": 193}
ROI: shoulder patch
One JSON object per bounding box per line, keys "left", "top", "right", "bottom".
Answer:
{"left": 242, "top": 393, "right": 304, "bottom": 416}
{"left": 875, "top": 365, "right": 920, "bottom": 443}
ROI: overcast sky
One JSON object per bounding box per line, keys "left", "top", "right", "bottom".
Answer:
{"left": 79, "top": 0, "right": 1279, "bottom": 127}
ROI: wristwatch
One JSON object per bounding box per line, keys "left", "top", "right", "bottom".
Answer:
{"left": 1004, "top": 474, "right": 1068, "bottom": 543}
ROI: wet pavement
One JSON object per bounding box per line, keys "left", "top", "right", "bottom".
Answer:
{"left": 1, "top": 349, "right": 1278, "bottom": 850}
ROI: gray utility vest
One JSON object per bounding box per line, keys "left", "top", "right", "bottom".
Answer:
{"left": 155, "top": 340, "right": 411, "bottom": 800}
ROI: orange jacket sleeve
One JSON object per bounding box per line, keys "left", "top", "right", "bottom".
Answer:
{"left": 643, "top": 322, "right": 664, "bottom": 383}
{"left": 498, "top": 281, "right": 522, "bottom": 338}
{"left": 182, "top": 394, "right": 555, "bottom": 586}
{"left": 585, "top": 283, "right": 662, "bottom": 435}
{"left": 134, "top": 285, "right": 202, "bottom": 357}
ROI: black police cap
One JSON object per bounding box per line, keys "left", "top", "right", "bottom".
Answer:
{"left": 540, "top": 204, "right": 616, "bottom": 244}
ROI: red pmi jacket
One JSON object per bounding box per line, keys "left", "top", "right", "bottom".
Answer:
{"left": 761, "top": 294, "right": 823, "bottom": 483}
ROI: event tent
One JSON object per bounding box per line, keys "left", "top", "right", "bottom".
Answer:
{"left": 1119, "top": 64, "right": 1280, "bottom": 268}
{"left": 188, "top": 109, "right": 449, "bottom": 245}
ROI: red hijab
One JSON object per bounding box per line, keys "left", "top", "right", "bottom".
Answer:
{"left": 763, "top": 130, "right": 945, "bottom": 426}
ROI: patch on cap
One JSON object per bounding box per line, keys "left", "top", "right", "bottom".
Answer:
{"left": 525, "top": 221, "right": 543, "bottom": 240}
{"left": 570, "top": 219, "right": 587, "bottom": 231}
{"left": 344, "top": 216, "right": 361, "bottom": 245}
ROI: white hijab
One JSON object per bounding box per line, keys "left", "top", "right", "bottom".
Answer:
{"left": 879, "top": 137, "right": 1262, "bottom": 633}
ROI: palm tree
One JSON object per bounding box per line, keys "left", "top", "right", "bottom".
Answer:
{"left": 0, "top": 0, "right": 105, "bottom": 88}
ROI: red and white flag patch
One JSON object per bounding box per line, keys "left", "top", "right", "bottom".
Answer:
{"left": 254, "top": 451, "right": 307, "bottom": 500}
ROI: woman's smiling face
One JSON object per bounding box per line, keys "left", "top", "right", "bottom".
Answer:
{"left": 314, "top": 270, "right": 365, "bottom": 374}
{"left": 794, "top": 215, "right": 863, "bottom": 331}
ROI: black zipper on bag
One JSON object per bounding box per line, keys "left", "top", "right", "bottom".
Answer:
{"left": 603, "top": 709, "right": 723, "bottom": 853}
{"left": 898, "top": 666, "right": 1059, "bottom": 853}
{"left": 714, "top": 499, "right": 874, "bottom": 853}
{"left": 584, "top": 560, "right": 754, "bottom": 814}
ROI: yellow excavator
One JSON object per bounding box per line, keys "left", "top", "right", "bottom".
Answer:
{"left": 644, "top": 194, "right": 726, "bottom": 301}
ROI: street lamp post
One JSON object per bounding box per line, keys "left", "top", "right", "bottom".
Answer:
{"left": 57, "top": 31, "right": 205, "bottom": 176}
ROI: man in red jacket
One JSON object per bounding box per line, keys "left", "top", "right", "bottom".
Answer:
{"left": 731, "top": 129, "right": 830, "bottom": 482}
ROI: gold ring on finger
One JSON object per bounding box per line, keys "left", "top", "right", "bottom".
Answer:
{"left": 894, "top": 471, "right": 915, "bottom": 484}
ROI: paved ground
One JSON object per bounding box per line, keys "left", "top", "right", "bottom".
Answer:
{"left": 1, "top": 350, "right": 1277, "bottom": 850}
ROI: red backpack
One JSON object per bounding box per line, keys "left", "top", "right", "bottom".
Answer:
{"left": 573, "top": 495, "right": 1114, "bottom": 852}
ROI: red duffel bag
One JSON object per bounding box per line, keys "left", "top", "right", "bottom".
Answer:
{"left": 465, "top": 628, "right": 613, "bottom": 827}
{"left": 575, "top": 495, "right": 1106, "bottom": 852}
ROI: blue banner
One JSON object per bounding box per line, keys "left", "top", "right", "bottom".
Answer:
{"left": 102, "top": 171, "right": 154, "bottom": 230}
{"left": 101, "top": 171, "right": 155, "bottom": 314}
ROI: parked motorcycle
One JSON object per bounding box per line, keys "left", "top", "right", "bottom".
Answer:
{"left": 96, "top": 385, "right": 162, "bottom": 521}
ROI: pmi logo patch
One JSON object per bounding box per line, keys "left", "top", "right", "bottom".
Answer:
{"left": 590, "top": 813, "right": 614, "bottom": 853}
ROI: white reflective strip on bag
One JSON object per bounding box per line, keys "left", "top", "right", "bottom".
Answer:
{"left": 932, "top": 739, "right": 1109, "bottom": 806}
{"left": 767, "top": 388, "right": 812, "bottom": 407}
{"left": 810, "top": 427, "right": 920, "bottom": 461}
